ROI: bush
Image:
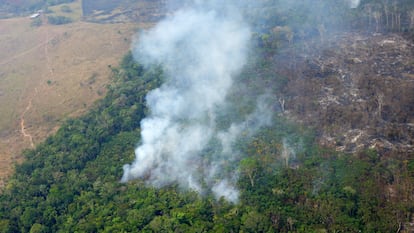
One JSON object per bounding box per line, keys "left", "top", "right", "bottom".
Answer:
{"left": 47, "top": 16, "right": 72, "bottom": 25}
{"left": 60, "top": 5, "right": 72, "bottom": 13}
{"left": 30, "top": 18, "right": 42, "bottom": 27}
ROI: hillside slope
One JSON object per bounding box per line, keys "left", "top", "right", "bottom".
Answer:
{"left": 273, "top": 32, "right": 414, "bottom": 156}
{"left": 0, "top": 17, "right": 139, "bottom": 186}
{"left": 0, "top": 0, "right": 413, "bottom": 232}
{"left": 0, "top": 49, "right": 413, "bottom": 233}
{"left": 81, "top": 0, "right": 168, "bottom": 23}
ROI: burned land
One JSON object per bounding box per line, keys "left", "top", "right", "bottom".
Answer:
{"left": 274, "top": 32, "right": 414, "bottom": 156}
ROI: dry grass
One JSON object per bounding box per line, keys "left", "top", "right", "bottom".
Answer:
{"left": 0, "top": 14, "right": 145, "bottom": 185}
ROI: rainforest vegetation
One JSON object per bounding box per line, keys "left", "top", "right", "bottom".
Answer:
{"left": 0, "top": 52, "right": 412, "bottom": 233}
{"left": 0, "top": 0, "right": 414, "bottom": 232}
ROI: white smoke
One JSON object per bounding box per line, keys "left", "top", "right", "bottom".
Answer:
{"left": 348, "top": 0, "right": 361, "bottom": 9}
{"left": 121, "top": 2, "right": 273, "bottom": 203}
{"left": 212, "top": 179, "right": 239, "bottom": 203}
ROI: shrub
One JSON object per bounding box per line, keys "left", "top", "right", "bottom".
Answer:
{"left": 47, "top": 16, "right": 72, "bottom": 25}
{"left": 60, "top": 5, "right": 72, "bottom": 13}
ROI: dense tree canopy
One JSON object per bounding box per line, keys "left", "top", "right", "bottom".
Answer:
{"left": 0, "top": 50, "right": 412, "bottom": 232}
{"left": 1, "top": 1, "right": 414, "bottom": 232}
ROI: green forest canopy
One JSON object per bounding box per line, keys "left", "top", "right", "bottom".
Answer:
{"left": 1, "top": 1, "right": 414, "bottom": 232}
{"left": 0, "top": 50, "right": 413, "bottom": 232}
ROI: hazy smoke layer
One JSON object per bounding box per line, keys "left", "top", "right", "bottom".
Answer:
{"left": 121, "top": 2, "right": 263, "bottom": 202}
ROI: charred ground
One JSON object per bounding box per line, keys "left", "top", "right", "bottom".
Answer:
{"left": 272, "top": 32, "right": 414, "bottom": 156}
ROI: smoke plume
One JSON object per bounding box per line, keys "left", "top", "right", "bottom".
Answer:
{"left": 121, "top": 1, "right": 273, "bottom": 202}
{"left": 121, "top": 0, "right": 360, "bottom": 202}
{"left": 348, "top": 0, "right": 361, "bottom": 9}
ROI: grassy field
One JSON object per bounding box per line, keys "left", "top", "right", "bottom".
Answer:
{"left": 0, "top": 8, "right": 147, "bottom": 186}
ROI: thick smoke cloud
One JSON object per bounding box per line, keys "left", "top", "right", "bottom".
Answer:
{"left": 121, "top": 1, "right": 272, "bottom": 203}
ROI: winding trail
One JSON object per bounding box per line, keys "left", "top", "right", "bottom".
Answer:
{"left": 20, "top": 98, "right": 35, "bottom": 148}
{"left": 18, "top": 25, "right": 55, "bottom": 148}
